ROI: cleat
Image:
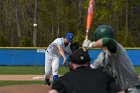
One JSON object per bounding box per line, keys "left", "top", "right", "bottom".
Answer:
{"left": 44, "top": 79, "right": 51, "bottom": 86}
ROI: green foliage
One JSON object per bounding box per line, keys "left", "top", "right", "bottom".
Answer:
{"left": 116, "top": 29, "right": 135, "bottom": 47}
{"left": 0, "top": 0, "right": 139, "bottom": 47}
{"left": 73, "top": 32, "right": 85, "bottom": 46}
{"left": 19, "top": 36, "right": 32, "bottom": 47}
{"left": 0, "top": 32, "right": 10, "bottom": 46}
{"left": 82, "top": 0, "right": 88, "bottom": 9}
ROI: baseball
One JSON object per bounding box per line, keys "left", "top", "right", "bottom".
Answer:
{"left": 33, "top": 23, "right": 37, "bottom": 27}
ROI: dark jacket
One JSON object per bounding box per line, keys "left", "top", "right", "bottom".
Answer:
{"left": 52, "top": 67, "right": 121, "bottom": 93}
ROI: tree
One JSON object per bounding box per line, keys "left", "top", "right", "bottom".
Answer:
{"left": 33, "top": 0, "right": 38, "bottom": 46}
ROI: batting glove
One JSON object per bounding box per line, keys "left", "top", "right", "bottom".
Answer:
{"left": 82, "top": 39, "right": 91, "bottom": 48}
{"left": 82, "top": 39, "right": 96, "bottom": 48}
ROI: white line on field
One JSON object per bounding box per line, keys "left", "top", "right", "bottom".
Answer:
{"left": 32, "top": 76, "right": 45, "bottom": 80}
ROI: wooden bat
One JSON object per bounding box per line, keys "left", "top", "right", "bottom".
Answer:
{"left": 86, "top": 0, "right": 95, "bottom": 40}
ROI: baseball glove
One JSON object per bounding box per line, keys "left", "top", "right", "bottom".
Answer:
{"left": 70, "top": 42, "right": 79, "bottom": 52}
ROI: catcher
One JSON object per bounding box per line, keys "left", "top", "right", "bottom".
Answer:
{"left": 82, "top": 24, "right": 140, "bottom": 93}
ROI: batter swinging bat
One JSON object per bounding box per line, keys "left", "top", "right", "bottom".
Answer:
{"left": 85, "top": 0, "right": 95, "bottom": 40}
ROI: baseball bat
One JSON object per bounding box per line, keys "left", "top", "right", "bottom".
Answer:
{"left": 85, "top": 0, "right": 95, "bottom": 40}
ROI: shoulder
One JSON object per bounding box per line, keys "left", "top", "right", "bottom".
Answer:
{"left": 102, "top": 38, "right": 116, "bottom": 46}
{"left": 53, "top": 38, "right": 64, "bottom": 45}
{"left": 54, "top": 38, "right": 63, "bottom": 42}
{"left": 52, "top": 72, "right": 75, "bottom": 93}
{"left": 52, "top": 79, "right": 65, "bottom": 92}
{"left": 102, "top": 38, "right": 117, "bottom": 53}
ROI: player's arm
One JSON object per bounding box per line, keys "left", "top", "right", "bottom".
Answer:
{"left": 90, "top": 38, "right": 117, "bottom": 53}
{"left": 102, "top": 38, "right": 117, "bottom": 53}
{"left": 57, "top": 45, "right": 66, "bottom": 65}
{"left": 64, "top": 43, "right": 72, "bottom": 55}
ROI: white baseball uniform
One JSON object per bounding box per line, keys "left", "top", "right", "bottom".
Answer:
{"left": 45, "top": 38, "right": 72, "bottom": 80}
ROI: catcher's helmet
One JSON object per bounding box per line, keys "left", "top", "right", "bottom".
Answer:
{"left": 94, "top": 25, "right": 114, "bottom": 41}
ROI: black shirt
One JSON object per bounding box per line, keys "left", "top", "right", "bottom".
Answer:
{"left": 52, "top": 67, "right": 121, "bottom": 93}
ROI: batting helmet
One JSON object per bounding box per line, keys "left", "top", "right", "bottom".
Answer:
{"left": 94, "top": 25, "right": 114, "bottom": 41}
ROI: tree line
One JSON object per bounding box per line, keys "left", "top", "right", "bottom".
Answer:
{"left": 0, "top": 0, "right": 139, "bottom": 47}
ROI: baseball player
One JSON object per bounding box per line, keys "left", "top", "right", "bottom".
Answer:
{"left": 45, "top": 32, "right": 74, "bottom": 86}
{"left": 82, "top": 25, "right": 140, "bottom": 93}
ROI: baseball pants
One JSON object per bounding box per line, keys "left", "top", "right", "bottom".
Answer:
{"left": 45, "top": 52, "right": 60, "bottom": 79}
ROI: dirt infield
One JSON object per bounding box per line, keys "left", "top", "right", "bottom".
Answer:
{"left": 0, "top": 75, "right": 45, "bottom": 81}
{"left": 0, "top": 75, "right": 51, "bottom": 93}
{"left": 0, "top": 84, "right": 51, "bottom": 93}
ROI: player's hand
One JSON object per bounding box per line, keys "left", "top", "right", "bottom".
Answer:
{"left": 82, "top": 39, "right": 92, "bottom": 48}
{"left": 62, "top": 58, "right": 66, "bottom": 65}
{"left": 62, "top": 60, "right": 66, "bottom": 65}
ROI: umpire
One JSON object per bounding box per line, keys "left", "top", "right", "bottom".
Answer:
{"left": 48, "top": 48, "right": 123, "bottom": 93}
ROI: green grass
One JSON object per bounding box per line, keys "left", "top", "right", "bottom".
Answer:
{"left": 0, "top": 81, "right": 43, "bottom": 86}
{"left": 0, "top": 66, "right": 139, "bottom": 75}
{"left": 0, "top": 66, "right": 44, "bottom": 75}
{"left": 134, "top": 66, "right": 140, "bottom": 75}
{"left": 0, "top": 66, "right": 69, "bottom": 75}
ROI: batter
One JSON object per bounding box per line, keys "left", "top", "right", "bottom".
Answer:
{"left": 82, "top": 25, "right": 140, "bottom": 93}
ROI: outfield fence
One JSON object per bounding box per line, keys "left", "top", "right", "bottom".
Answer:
{"left": 0, "top": 47, "right": 140, "bottom": 66}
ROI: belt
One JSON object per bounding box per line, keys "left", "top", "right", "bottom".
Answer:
{"left": 47, "top": 50, "right": 49, "bottom": 53}
{"left": 46, "top": 50, "right": 55, "bottom": 57}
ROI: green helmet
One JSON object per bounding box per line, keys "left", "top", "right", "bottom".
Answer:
{"left": 94, "top": 25, "right": 114, "bottom": 41}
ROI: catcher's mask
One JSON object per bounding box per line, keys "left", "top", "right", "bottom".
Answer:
{"left": 70, "top": 42, "right": 79, "bottom": 52}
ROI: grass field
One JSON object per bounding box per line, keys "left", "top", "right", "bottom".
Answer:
{"left": 0, "top": 66, "right": 139, "bottom": 86}
{"left": 0, "top": 81, "right": 43, "bottom": 86}
{"left": 0, "top": 66, "right": 139, "bottom": 75}
{"left": 0, "top": 66, "right": 69, "bottom": 75}
{"left": 134, "top": 66, "right": 140, "bottom": 75}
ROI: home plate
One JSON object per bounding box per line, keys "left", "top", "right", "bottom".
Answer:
{"left": 33, "top": 76, "right": 45, "bottom": 80}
